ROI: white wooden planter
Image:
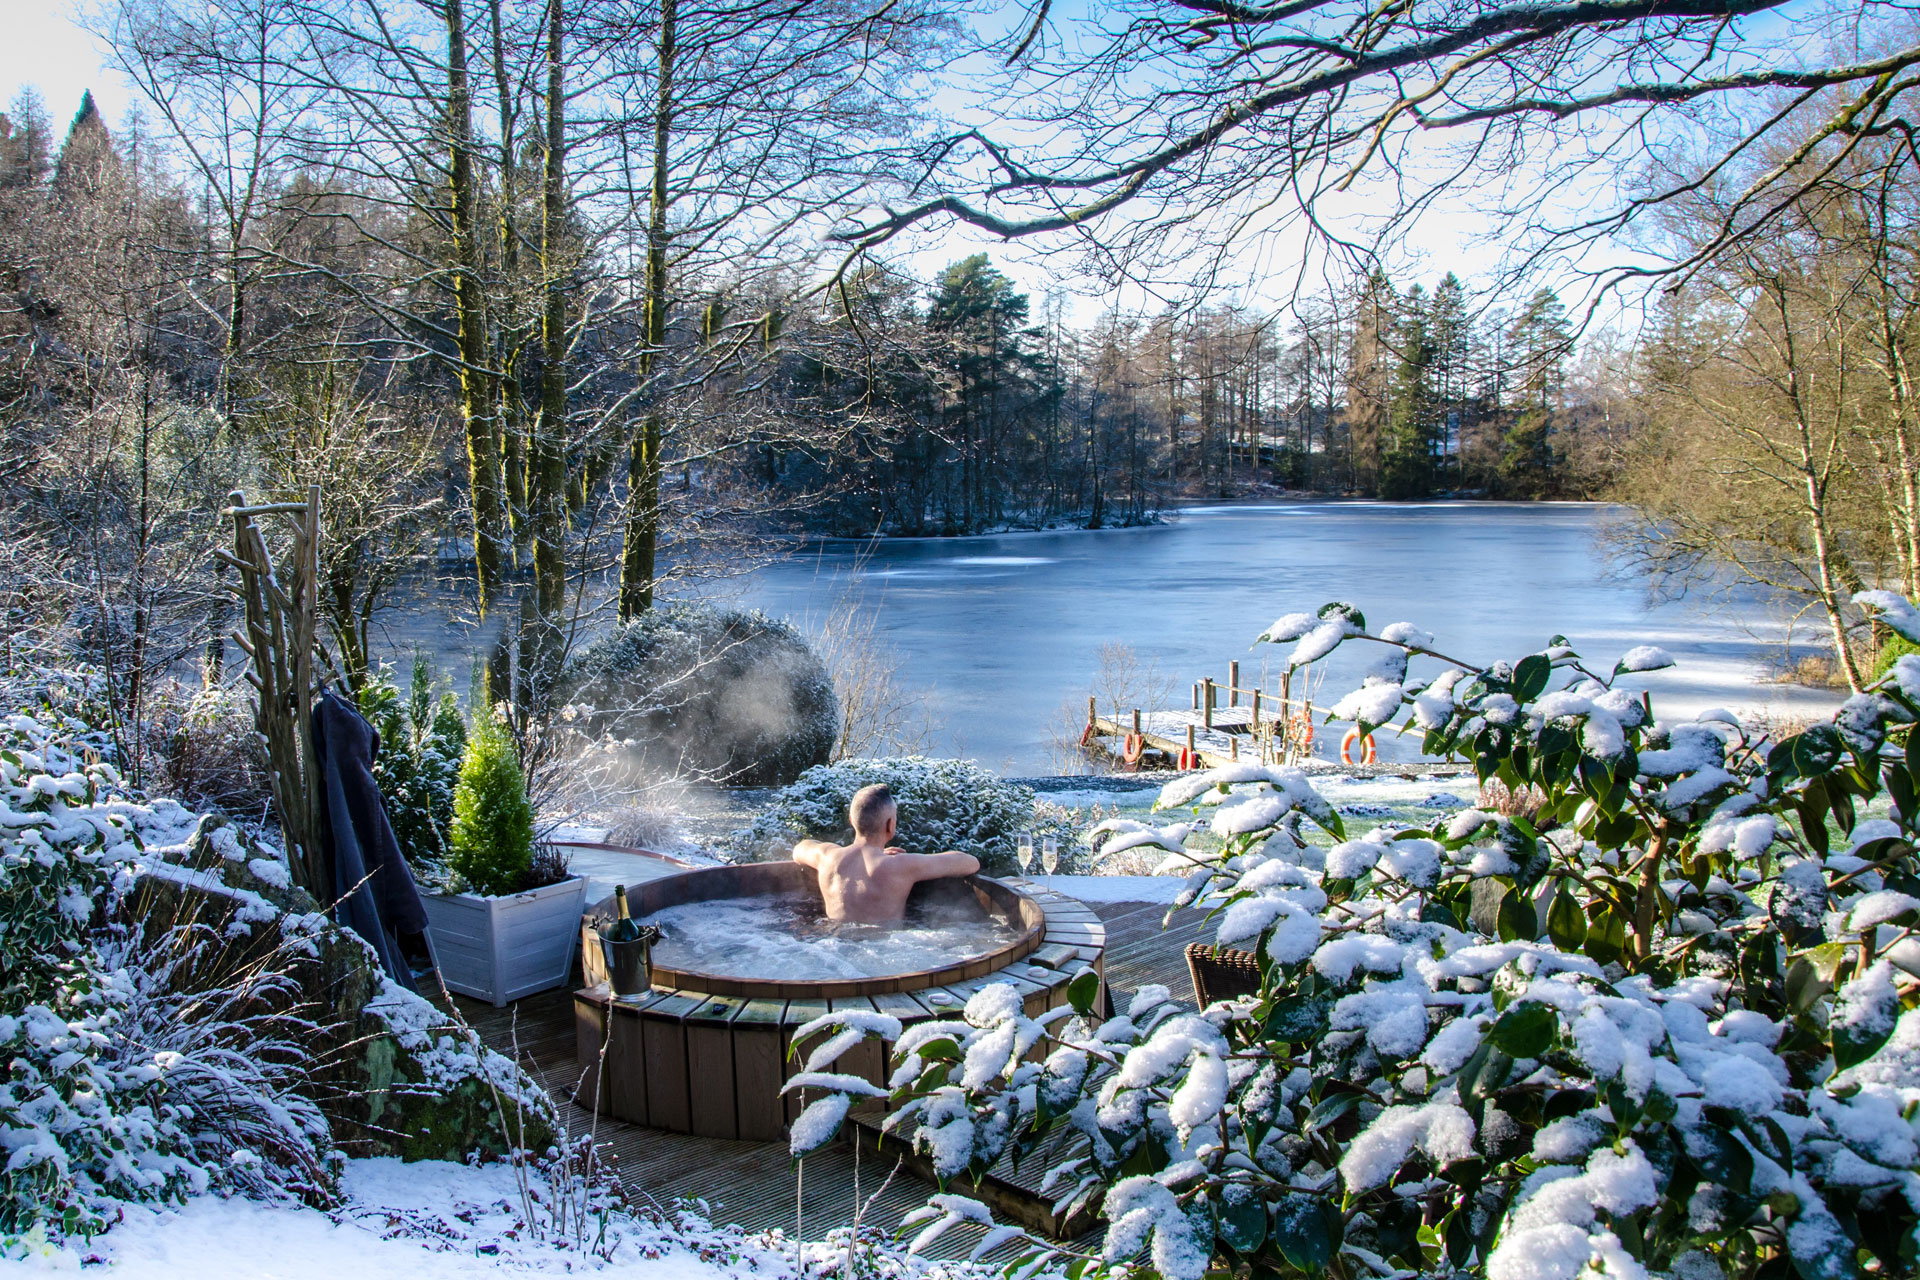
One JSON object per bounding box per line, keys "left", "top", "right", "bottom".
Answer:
{"left": 422, "top": 875, "right": 590, "bottom": 1006}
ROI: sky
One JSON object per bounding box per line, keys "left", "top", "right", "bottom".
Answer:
{"left": 0, "top": 0, "right": 1515, "bottom": 326}
{"left": 0, "top": 2, "right": 130, "bottom": 133}
{"left": 0, "top": 0, "right": 1650, "bottom": 332}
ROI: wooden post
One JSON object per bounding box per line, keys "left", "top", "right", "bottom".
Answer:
{"left": 1087, "top": 695, "right": 1097, "bottom": 731}
{"left": 1192, "top": 682, "right": 1200, "bottom": 711}
{"left": 1186, "top": 723, "right": 1197, "bottom": 768}
{"left": 1203, "top": 679, "right": 1214, "bottom": 729}
{"left": 223, "top": 487, "right": 331, "bottom": 901}
{"left": 1131, "top": 708, "right": 1142, "bottom": 735}
{"left": 1252, "top": 688, "right": 1262, "bottom": 726}
{"left": 1231, "top": 735, "right": 1239, "bottom": 760}
{"left": 1229, "top": 661, "right": 1239, "bottom": 707}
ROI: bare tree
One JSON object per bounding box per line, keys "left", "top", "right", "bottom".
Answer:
{"left": 833, "top": 1, "right": 1920, "bottom": 311}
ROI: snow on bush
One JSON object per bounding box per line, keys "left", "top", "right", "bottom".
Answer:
{"left": 0, "top": 675, "right": 551, "bottom": 1253}
{"left": 789, "top": 603, "right": 1920, "bottom": 1279}
{"left": 722, "top": 757, "right": 1078, "bottom": 872}
{"left": 563, "top": 603, "right": 837, "bottom": 787}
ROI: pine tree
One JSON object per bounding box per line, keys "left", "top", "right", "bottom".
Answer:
{"left": 1382, "top": 283, "right": 1436, "bottom": 498}
{"left": 1427, "top": 274, "right": 1471, "bottom": 487}
{"left": 447, "top": 704, "right": 535, "bottom": 896}
{"left": 1343, "top": 270, "right": 1395, "bottom": 494}
{"left": 1498, "top": 288, "right": 1571, "bottom": 497}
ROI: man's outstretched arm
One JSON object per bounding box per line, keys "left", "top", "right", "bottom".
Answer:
{"left": 908, "top": 850, "right": 980, "bottom": 880}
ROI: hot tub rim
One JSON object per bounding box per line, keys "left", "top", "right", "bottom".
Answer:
{"left": 592, "top": 861, "right": 1047, "bottom": 998}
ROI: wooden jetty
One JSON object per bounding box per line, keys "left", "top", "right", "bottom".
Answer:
{"left": 1081, "top": 660, "right": 1473, "bottom": 776}
{"left": 1082, "top": 660, "right": 1320, "bottom": 771}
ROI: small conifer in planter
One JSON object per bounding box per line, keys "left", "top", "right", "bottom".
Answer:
{"left": 423, "top": 707, "right": 586, "bottom": 1006}
{"left": 446, "top": 709, "right": 535, "bottom": 896}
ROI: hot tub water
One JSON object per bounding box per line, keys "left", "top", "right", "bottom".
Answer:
{"left": 642, "top": 896, "right": 1022, "bottom": 981}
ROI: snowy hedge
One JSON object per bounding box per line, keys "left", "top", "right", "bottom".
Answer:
{"left": 787, "top": 596, "right": 1920, "bottom": 1280}
{"left": 0, "top": 673, "right": 552, "bottom": 1252}
{"left": 722, "top": 757, "right": 1077, "bottom": 873}
{"left": 563, "top": 603, "right": 837, "bottom": 787}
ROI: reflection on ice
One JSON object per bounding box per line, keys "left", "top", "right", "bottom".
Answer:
{"left": 643, "top": 895, "right": 1020, "bottom": 980}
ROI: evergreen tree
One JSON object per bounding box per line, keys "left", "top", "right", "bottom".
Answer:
{"left": 926, "top": 255, "right": 1034, "bottom": 529}
{"left": 1381, "top": 283, "right": 1436, "bottom": 498}
{"left": 1427, "top": 273, "right": 1472, "bottom": 487}
{"left": 446, "top": 703, "right": 535, "bottom": 896}
{"left": 1343, "top": 270, "right": 1395, "bottom": 493}
{"left": 1498, "top": 288, "right": 1571, "bottom": 496}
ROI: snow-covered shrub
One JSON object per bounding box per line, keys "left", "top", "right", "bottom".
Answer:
{"left": 446, "top": 705, "right": 535, "bottom": 896}
{"left": 790, "top": 596, "right": 1920, "bottom": 1279}
{"left": 562, "top": 602, "right": 836, "bottom": 787}
{"left": 0, "top": 693, "right": 553, "bottom": 1251}
{"left": 358, "top": 656, "right": 465, "bottom": 874}
{"left": 722, "top": 757, "right": 1077, "bottom": 872}
{"left": 0, "top": 705, "right": 320, "bottom": 1244}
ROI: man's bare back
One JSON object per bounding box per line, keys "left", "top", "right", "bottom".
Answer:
{"left": 792, "top": 785, "right": 980, "bottom": 923}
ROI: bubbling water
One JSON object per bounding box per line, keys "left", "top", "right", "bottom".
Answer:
{"left": 642, "top": 895, "right": 1022, "bottom": 981}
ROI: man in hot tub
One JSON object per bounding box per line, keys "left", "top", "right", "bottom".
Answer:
{"left": 793, "top": 784, "right": 981, "bottom": 923}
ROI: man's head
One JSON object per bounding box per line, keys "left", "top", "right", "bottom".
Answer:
{"left": 848, "top": 784, "right": 898, "bottom": 841}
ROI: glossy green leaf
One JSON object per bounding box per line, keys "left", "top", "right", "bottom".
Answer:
{"left": 1271, "top": 1192, "right": 1341, "bottom": 1275}
{"left": 1496, "top": 888, "right": 1538, "bottom": 942}
{"left": 1513, "top": 653, "right": 1551, "bottom": 704}
{"left": 1488, "top": 1000, "right": 1557, "bottom": 1058}
{"left": 1266, "top": 993, "right": 1331, "bottom": 1043}
{"left": 1067, "top": 969, "right": 1101, "bottom": 1016}
{"left": 1216, "top": 1189, "right": 1267, "bottom": 1254}
{"left": 1546, "top": 888, "right": 1588, "bottom": 949}
{"left": 1584, "top": 905, "right": 1627, "bottom": 965}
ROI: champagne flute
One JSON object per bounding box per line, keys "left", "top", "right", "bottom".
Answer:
{"left": 1041, "top": 834, "right": 1060, "bottom": 888}
{"left": 1016, "top": 829, "right": 1036, "bottom": 879}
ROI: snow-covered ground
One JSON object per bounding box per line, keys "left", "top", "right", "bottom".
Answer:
{"left": 31, "top": 1159, "right": 835, "bottom": 1279}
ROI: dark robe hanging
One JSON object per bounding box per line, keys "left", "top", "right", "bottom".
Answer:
{"left": 312, "top": 689, "right": 431, "bottom": 988}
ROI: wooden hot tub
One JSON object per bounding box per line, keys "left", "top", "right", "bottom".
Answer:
{"left": 573, "top": 864, "right": 1105, "bottom": 1140}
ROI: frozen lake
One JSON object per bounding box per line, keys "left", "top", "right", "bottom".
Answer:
{"left": 380, "top": 501, "right": 1842, "bottom": 775}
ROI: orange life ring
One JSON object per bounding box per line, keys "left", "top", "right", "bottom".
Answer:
{"left": 1177, "top": 747, "right": 1198, "bottom": 770}
{"left": 1340, "top": 727, "right": 1377, "bottom": 765}
{"left": 1122, "top": 732, "right": 1147, "bottom": 765}
{"left": 1290, "top": 714, "right": 1314, "bottom": 751}
{"left": 1080, "top": 722, "right": 1096, "bottom": 748}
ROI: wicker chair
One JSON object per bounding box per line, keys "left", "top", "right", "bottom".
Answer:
{"left": 1185, "top": 942, "right": 1263, "bottom": 1008}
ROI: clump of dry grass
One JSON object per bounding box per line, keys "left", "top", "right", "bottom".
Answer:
{"left": 1479, "top": 777, "right": 1547, "bottom": 821}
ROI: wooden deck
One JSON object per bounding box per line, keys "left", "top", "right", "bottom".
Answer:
{"left": 451, "top": 892, "right": 1214, "bottom": 1257}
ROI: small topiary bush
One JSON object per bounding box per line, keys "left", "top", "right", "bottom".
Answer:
{"left": 562, "top": 602, "right": 836, "bottom": 787}
{"left": 358, "top": 655, "right": 466, "bottom": 874}
{"left": 722, "top": 756, "right": 1076, "bottom": 872}
{"left": 446, "top": 708, "right": 535, "bottom": 896}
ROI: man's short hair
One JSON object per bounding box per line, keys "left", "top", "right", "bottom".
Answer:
{"left": 849, "top": 784, "right": 897, "bottom": 836}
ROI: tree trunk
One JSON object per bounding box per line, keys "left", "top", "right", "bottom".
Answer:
{"left": 619, "top": 0, "right": 676, "bottom": 621}
{"left": 447, "top": 0, "right": 507, "bottom": 616}
{"left": 527, "top": 0, "right": 571, "bottom": 712}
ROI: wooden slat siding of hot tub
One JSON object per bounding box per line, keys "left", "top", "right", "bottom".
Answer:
{"left": 684, "top": 994, "right": 749, "bottom": 1140}
{"left": 638, "top": 991, "right": 705, "bottom": 1132}
{"left": 573, "top": 994, "right": 608, "bottom": 1115}
{"left": 781, "top": 998, "right": 833, "bottom": 1123}
{"left": 608, "top": 996, "right": 655, "bottom": 1123}
{"left": 728, "top": 997, "right": 790, "bottom": 1142}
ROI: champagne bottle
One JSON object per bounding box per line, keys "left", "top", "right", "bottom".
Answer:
{"left": 607, "top": 884, "right": 642, "bottom": 943}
